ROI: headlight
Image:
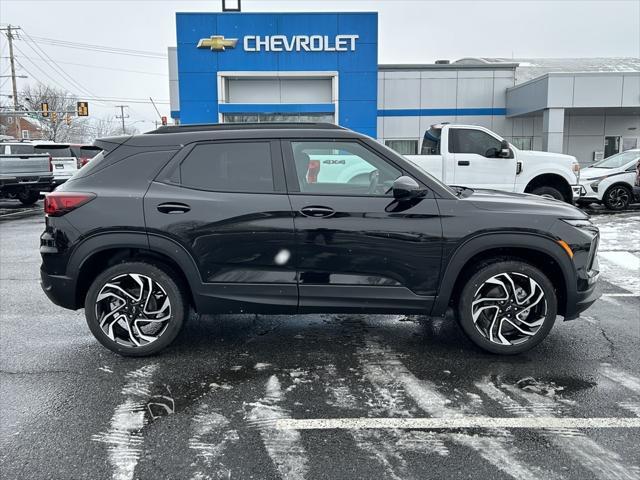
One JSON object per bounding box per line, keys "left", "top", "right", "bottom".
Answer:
{"left": 572, "top": 162, "right": 581, "bottom": 180}
{"left": 562, "top": 218, "right": 599, "bottom": 237}
{"left": 563, "top": 219, "right": 593, "bottom": 229}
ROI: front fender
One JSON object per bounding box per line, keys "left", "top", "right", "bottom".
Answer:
{"left": 431, "top": 232, "right": 577, "bottom": 317}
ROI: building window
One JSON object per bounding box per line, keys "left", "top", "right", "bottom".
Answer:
{"left": 511, "top": 136, "right": 533, "bottom": 150}
{"left": 223, "top": 113, "right": 334, "bottom": 123}
{"left": 384, "top": 139, "right": 418, "bottom": 155}
{"left": 604, "top": 136, "right": 620, "bottom": 158}
{"left": 21, "top": 130, "right": 30, "bottom": 140}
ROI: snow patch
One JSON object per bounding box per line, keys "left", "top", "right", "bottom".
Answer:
{"left": 246, "top": 375, "right": 309, "bottom": 480}
{"left": 92, "top": 364, "right": 158, "bottom": 480}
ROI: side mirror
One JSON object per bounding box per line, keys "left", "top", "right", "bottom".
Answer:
{"left": 392, "top": 176, "right": 423, "bottom": 200}
{"left": 499, "top": 139, "right": 511, "bottom": 158}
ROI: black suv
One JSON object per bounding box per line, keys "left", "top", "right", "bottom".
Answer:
{"left": 40, "top": 123, "right": 601, "bottom": 356}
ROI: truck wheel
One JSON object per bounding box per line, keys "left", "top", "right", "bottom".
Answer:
{"left": 530, "top": 186, "right": 564, "bottom": 201}
{"left": 603, "top": 185, "right": 631, "bottom": 211}
{"left": 457, "top": 260, "right": 557, "bottom": 355}
{"left": 17, "top": 190, "right": 40, "bottom": 205}
{"left": 84, "top": 261, "right": 188, "bottom": 356}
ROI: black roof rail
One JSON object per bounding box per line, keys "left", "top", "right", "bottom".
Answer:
{"left": 146, "top": 122, "right": 345, "bottom": 134}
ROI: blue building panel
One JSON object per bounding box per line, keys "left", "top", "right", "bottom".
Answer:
{"left": 175, "top": 12, "right": 378, "bottom": 135}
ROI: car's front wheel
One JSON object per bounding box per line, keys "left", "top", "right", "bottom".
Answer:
{"left": 603, "top": 185, "right": 631, "bottom": 210}
{"left": 457, "top": 260, "right": 557, "bottom": 354}
{"left": 84, "top": 262, "right": 187, "bottom": 356}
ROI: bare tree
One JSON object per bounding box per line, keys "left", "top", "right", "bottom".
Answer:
{"left": 89, "top": 115, "right": 138, "bottom": 140}
{"left": 19, "top": 84, "right": 90, "bottom": 143}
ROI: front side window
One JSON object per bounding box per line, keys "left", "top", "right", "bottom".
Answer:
{"left": 179, "top": 142, "right": 273, "bottom": 192}
{"left": 290, "top": 141, "right": 401, "bottom": 196}
{"left": 450, "top": 129, "right": 502, "bottom": 157}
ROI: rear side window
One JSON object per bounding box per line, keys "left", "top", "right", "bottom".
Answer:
{"left": 179, "top": 142, "right": 274, "bottom": 192}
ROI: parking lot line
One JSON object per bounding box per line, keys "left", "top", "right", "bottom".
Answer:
{"left": 273, "top": 417, "right": 640, "bottom": 430}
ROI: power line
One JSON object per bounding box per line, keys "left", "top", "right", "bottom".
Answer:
{"left": 4, "top": 55, "right": 168, "bottom": 76}
{"left": 19, "top": 29, "right": 109, "bottom": 105}
{"left": 26, "top": 35, "right": 166, "bottom": 59}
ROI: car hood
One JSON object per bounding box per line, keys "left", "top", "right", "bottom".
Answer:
{"left": 517, "top": 149, "right": 577, "bottom": 165}
{"left": 463, "top": 188, "right": 587, "bottom": 218}
{"left": 581, "top": 167, "right": 617, "bottom": 180}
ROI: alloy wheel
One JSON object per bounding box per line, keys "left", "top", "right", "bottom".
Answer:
{"left": 606, "top": 187, "right": 629, "bottom": 209}
{"left": 95, "top": 273, "right": 172, "bottom": 347}
{"left": 471, "top": 272, "right": 547, "bottom": 346}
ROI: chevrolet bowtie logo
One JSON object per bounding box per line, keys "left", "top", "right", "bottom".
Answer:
{"left": 197, "top": 35, "right": 238, "bottom": 51}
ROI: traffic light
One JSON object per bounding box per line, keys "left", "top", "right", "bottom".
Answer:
{"left": 77, "top": 101, "right": 89, "bottom": 117}
{"left": 65, "top": 114, "right": 72, "bottom": 126}
{"left": 41, "top": 102, "right": 49, "bottom": 117}
{"left": 161, "top": 116, "right": 168, "bottom": 126}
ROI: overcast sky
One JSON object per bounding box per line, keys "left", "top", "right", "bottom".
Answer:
{"left": 1, "top": 0, "right": 639, "bottom": 132}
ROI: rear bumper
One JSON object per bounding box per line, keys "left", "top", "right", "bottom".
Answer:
{"left": 40, "top": 268, "right": 78, "bottom": 310}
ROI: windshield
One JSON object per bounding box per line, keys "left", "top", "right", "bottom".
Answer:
{"left": 592, "top": 150, "right": 640, "bottom": 169}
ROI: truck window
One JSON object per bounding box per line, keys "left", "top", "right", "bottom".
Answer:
{"left": 450, "top": 129, "right": 502, "bottom": 157}
{"left": 421, "top": 128, "right": 441, "bottom": 155}
{"left": 8, "top": 144, "right": 35, "bottom": 155}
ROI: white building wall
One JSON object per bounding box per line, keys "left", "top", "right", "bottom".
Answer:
{"left": 378, "top": 67, "right": 517, "bottom": 151}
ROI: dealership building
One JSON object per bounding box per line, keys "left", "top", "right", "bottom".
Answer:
{"left": 168, "top": 12, "right": 640, "bottom": 164}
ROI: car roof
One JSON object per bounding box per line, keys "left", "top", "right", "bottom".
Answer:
{"left": 113, "top": 123, "right": 368, "bottom": 148}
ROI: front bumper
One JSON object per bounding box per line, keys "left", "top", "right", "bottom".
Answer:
{"left": 571, "top": 184, "right": 586, "bottom": 201}
{"left": 40, "top": 268, "right": 77, "bottom": 310}
{"left": 565, "top": 280, "right": 601, "bottom": 320}
{"left": 633, "top": 185, "right": 640, "bottom": 202}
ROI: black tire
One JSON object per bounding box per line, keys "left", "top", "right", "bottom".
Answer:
{"left": 602, "top": 185, "right": 631, "bottom": 211}
{"left": 84, "top": 261, "right": 188, "bottom": 356}
{"left": 530, "top": 186, "right": 564, "bottom": 202}
{"left": 457, "top": 260, "right": 557, "bottom": 355}
{"left": 17, "top": 190, "right": 40, "bottom": 205}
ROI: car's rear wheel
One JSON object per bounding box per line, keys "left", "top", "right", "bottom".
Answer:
{"left": 603, "top": 185, "right": 631, "bottom": 210}
{"left": 457, "top": 260, "right": 557, "bottom": 354}
{"left": 17, "top": 190, "right": 40, "bottom": 205}
{"left": 84, "top": 262, "right": 187, "bottom": 356}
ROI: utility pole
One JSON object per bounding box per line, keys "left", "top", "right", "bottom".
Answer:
{"left": 1, "top": 25, "right": 22, "bottom": 139}
{"left": 115, "top": 105, "right": 129, "bottom": 134}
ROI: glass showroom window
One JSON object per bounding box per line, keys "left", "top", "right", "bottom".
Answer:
{"left": 223, "top": 113, "right": 334, "bottom": 123}
{"left": 385, "top": 139, "right": 418, "bottom": 155}
{"left": 511, "top": 137, "right": 533, "bottom": 150}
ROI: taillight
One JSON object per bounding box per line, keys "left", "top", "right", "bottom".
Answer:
{"left": 44, "top": 192, "right": 96, "bottom": 217}
{"left": 307, "top": 160, "right": 321, "bottom": 183}
{"left": 77, "top": 157, "right": 89, "bottom": 168}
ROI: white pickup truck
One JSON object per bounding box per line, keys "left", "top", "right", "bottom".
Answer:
{"left": 404, "top": 124, "right": 583, "bottom": 203}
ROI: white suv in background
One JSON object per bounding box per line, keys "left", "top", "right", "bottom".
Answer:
{"left": 577, "top": 149, "right": 640, "bottom": 210}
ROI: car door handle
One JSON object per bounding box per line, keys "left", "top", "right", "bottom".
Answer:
{"left": 157, "top": 202, "right": 191, "bottom": 214}
{"left": 300, "top": 206, "right": 335, "bottom": 218}
{"left": 458, "top": 160, "right": 470, "bottom": 166}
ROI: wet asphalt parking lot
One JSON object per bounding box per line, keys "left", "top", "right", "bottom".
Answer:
{"left": 0, "top": 201, "right": 639, "bottom": 480}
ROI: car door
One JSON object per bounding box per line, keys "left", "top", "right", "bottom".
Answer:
{"left": 450, "top": 127, "right": 516, "bottom": 191}
{"left": 144, "top": 139, "right": 298, "bottom": 313}
{"left": 282, "top": 138, "right": 443, "bottom": 312}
